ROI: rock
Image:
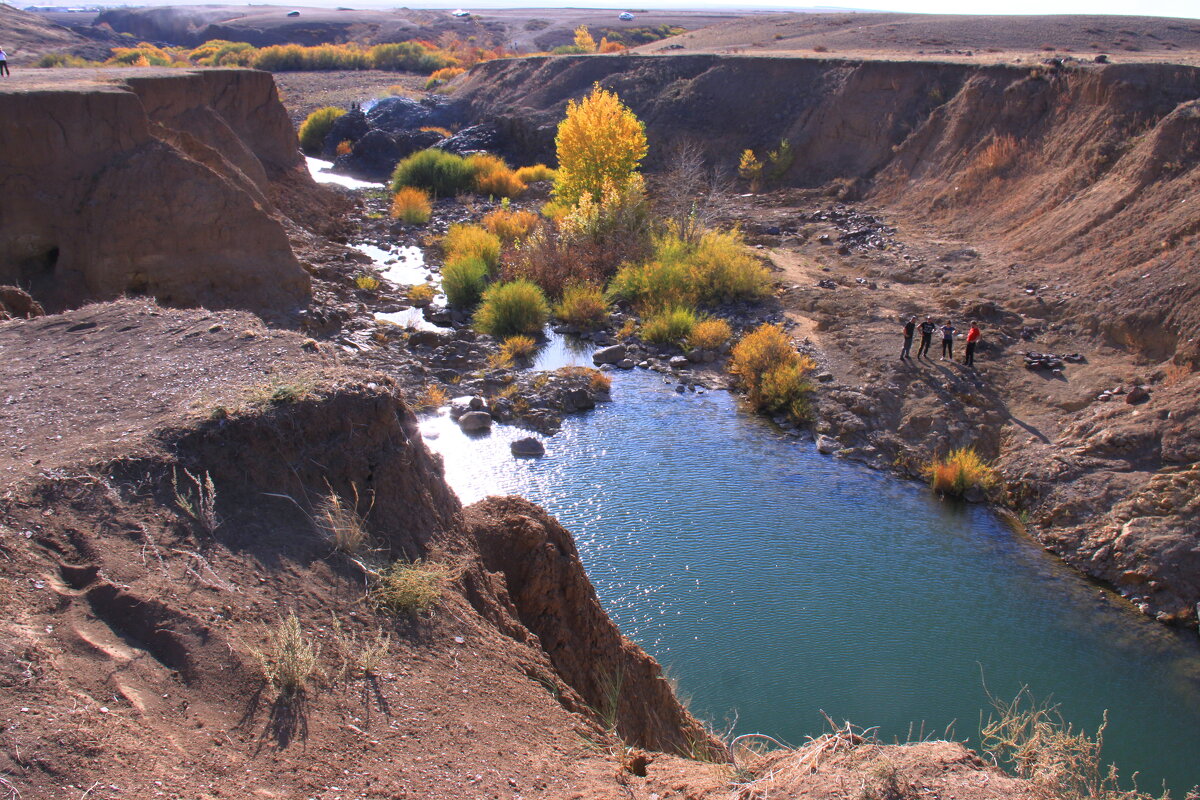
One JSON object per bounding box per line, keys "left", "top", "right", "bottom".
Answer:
{"left": 510, "top": 437, "right": 545, "bottom": 457}
{"left": 564, "top": 388, "right": 594, "bottom": 411}
{"left": 816, "top": 372, "right": 835, "bottom": 383}
{"left": 457, "top": 411, "right": 492, "bottom": 432}
{"left": 468, "top": 396, "right": 485, "bottom": 410}
{"left": 816, "top": 435, "right": 839, "bottom": 454}
{"left": 1125, "top": 386, "right": 1150, "bottom": 405}
{"left": 669, "top": 355, "right": 690, "bottom": 369}
{"left": 686, "top": 348, "right": 704, "bottom": 362}
{"left": 618, "top": 359, "right": 636, "bottom": 369}
{"left": 592, "top": 344, "right": 627, "bottom": 365}
{"left": 320, "top": 109, "right": 368, "bottom": 158}
{"left": 0, "top": 286, "right": 45, "bottom": 319}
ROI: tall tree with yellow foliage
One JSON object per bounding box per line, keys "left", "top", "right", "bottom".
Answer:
{"left": 553, "top": 84, "right": 648, "bottom": 208}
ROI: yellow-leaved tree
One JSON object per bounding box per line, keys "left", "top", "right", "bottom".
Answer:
{"left": 553, "top": 83, "right": 648, "bottom": 208}
{"left": 573, "top": 25, "right": 597, "bottom": 52}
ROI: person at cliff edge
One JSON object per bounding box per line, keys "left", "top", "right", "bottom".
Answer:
{"left": 964, "top": 322, "right": 982, "bottom": 366}
{"left": 0, "top": 49, "right": 9, "bottom": 77}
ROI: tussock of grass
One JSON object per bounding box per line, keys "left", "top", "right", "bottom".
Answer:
{"left": 469, "top": 154, "right": 526, "bottom": 199}
{"left": 444, "top": 224, "right": 501, "bottom": 272}
{"left": 641, "top": 306, "right": 698, "bottom": 345}
{"left": 315, "top": 490, "right": 369, "bottom": 555}
{"left": 408, "top": 283, "right": 436, "bottom": 304}
{"left": 729, "top": 324, "right": 815, "bottom": 422}
{"left": 557, "top": 365, "right": 610, "bottom": 394}
{"left": 442, "top": 255, "right": 490, "bottom": 308}
{"left": 501, "top": 334, "right": 538, "bottom": 361}
{"left": 372, "top": 560, "right": 446, "bottom": 615}
{"left": 354, "top": 273, "right": 381, "bottom": 291}
{"left": 925, "top": 447, "right": 997, "bottom": 497}
{"left": 473, "top": 280, "right": 549, "bottom": 338}
{"left": 554, "top": 284, "right": 608, "bottom": 329}
{"left": 391, "top": 149, "right": 477, "bottom": 197}
{"left": 514, "top": 163, "right": 557, "bottom": 183}
{"left": 410, "top": 383, "right": 448, "bottom": 412}
{"left": 391, "top": 186, "right": 433, "bottom": 224}
{"left": 252, "top": 612, "right": 320, "bottom": 697}
{"left": 483, "top": 208, "right": 540, "bottom": 243}
{"left": 329, "top": 613, "right": 391, "bottom": 683}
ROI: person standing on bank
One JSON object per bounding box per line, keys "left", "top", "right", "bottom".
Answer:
{"left": 900, "top": 316, "right": 916, "bottom": 360}
{"left": 940, "top": 320, "right": 957, "bottom": 360}
{"left": 917, "top": 317, "right": 936, "bottom": 358}
{"left": 964, "top": 322, "right": 981, "bottom": 366}
{"left": 0, "top": 49, "right": 10, "bottom": 77}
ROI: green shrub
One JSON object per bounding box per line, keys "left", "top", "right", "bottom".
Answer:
{"left": 642, "top": 306, "right": 698, "bottom": 345}
{"left": 390, "top": 149, "right": 477, "bottom": 197}
{"left": 607, "top": 258, "right": 694, "bottom": 310}
{"left": 36, "top": 52, "right": 95, "bottom": 67}
{"left": 442, "top": 255, "right": 489, "bottom": 308}
{"left": 444, "top": 224, "right": 501, "bottom": 272}
{"left": 298, "top": 106, "right": 346, "bottom": 155}
{"left": 474, "top": 280, "right": 550, "bottom": 338}
{"left": 369, "top": 41, "right": 455, "bottom": 72}
{"left": 554, "top": 283, "right": 608, "bottom": 329}
{"left": 608, "top": 228, "right": 769, "bottom": 310}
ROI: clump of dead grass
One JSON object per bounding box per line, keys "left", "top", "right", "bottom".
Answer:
{"left": 252, "top": 611, "right": 321, "bottom": 697}
{"left": 924, "top": 446, "right": 998, "bottom": 497}
{"left": 371, "top": 559, "right": 447, "bottom": 615}
{"left": 329, "top": 613, "right": 391, "bottom": 683}
{"left": 314, "top": 487, "right": 371, "bottom": 555}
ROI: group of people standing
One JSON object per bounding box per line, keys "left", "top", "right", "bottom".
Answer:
{"left": 901, "top": 317, "right": 981, "bottom": 366}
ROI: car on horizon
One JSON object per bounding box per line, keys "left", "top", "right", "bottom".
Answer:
{"left": 450, "top": 8, "right": 470, "bottom": 17}
{"left": 618, "top": 11, "right": 634, "bottom": 20}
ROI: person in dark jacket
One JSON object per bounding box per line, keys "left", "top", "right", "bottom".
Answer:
{"left": 940, "top": 321, "right": 957, "bottom": 360}
{"left": 900, "top": 316, "right": 916, "bottom": 359}
{"left": 0, "top": 49, "right": 9, "bottom": 77}
{"left": 916, "top": 317, "right": 936, "bottom": 358}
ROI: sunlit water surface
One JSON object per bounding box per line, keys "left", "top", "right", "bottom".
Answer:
{"left": 420, "top": 354, "right": 1200, "bottom": 793}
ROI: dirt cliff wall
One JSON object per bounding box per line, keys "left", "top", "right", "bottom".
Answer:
{"left": 0, "top": 68, "right": 315, "bottom": 314}
{"left": 456, "top": 54, "right": 1200, "bottom": 358}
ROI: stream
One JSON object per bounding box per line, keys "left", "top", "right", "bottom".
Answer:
{"left": 313, "top": 159, "right": 1200, "bottom": 794}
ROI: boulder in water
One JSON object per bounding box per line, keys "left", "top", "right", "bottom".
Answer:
{"left": 816, "top": 435, "right": 840, "bottom": 455}
{"left": 458, "top": 411, "right": 493, "bottom": 432}
{"left": 593, "top": 344, "right": 626, "bottom": 365}
{"left": 510, "top": 437, "right": 545, "bottom": 457}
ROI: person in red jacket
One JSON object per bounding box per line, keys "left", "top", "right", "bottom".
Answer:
{"left": 964, "top": 323, "right": 981, "bottom": 366}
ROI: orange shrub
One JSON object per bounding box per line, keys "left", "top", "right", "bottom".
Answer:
{"left": 469, "top": 154, "right": 526, "bottom": 199}
{"left": 483, "top": 208, "right": 540, "bottom": 243}
{"left": 336, "top": 139, "right": 353, "bottom": 156}
{"left": 391, "top": 187, "right": 433, "bottom": 224}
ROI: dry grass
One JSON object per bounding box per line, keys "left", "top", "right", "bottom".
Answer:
{"left": 314, "top": 488, "right": 370, "bottom": 555}
{"left": 515, "top": 163, "right": 557, "bottom": 183}
{"left": 172, "top": 467, "right": 219, "bottom": 535}
{"left": 372, "top": 560, "right": 447, "bottom": 615}
{"left": 501, "top": 334, "right": 538, "bottom": 361}
{"left": 408, "top": 283, "right": 436, "bottom": 305}
{"left": 468, "top": 154, "right": 527, "bottom": 199}
{"left": 689, "top": 318, "right": 732, "bottom": 350}
{"left": 410, "top": 383, "right": 448, "bottom": 413}
{"left": 444, "top": 224, "right": 501, "bottom": 271}
{"left": 391, "top": 186, "right": 433, "bottom": 224}
{"left": 733, "top": 717, "right": 876, "bottom": 796}
{"left": 980, "top": 687, "right": 1167, "bottom": 800}
{"left": 1163, "top": 361, "right": 1192, "bottom": 387}
{"left": 557, "top": 365, "right": 611, "bottom": 394}
{"left": 329, "top": 613, "right": 390, "bottom": 684}
{"left": 925, "top": 447, "right": 998, "bottom": 497}
{"left": 336, "top": 139, "right": 353, "bottom": 156}
{"left": 252, "top": 612, "right": 320, "bottom": 697}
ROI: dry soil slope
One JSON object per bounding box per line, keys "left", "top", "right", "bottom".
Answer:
{"left": 0, "top": 4, "right": 117, "bottom": 64}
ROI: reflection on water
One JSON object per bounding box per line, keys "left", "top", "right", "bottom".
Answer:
{"left": 373, "top": 309, "right": 445, "bottom": 332}
{"left": 529, "top": 329, "right": 598, "bottom": 371}
{"left": 352, "top": 243, "right": 433, "bottom": 287}
{"left": 304, "top": 156, "right": 383, "bottom": 190}
{"left": 421, "top": 367, "right": 1200, "bottom": 793}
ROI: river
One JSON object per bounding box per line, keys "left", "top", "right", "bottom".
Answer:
{"left": 420, "top": 338, "right": 1200, "bottom": 794}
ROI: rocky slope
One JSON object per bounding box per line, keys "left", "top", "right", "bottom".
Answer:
{"left": 444, "top": 53, "right": 1200, "bottom": 627}
{"left": 0, "top": 67, "right": 325, "bottom": 315}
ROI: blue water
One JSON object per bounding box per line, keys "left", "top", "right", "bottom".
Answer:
{"left": 420, "top": 353, "right": 1200, "bottom": 794}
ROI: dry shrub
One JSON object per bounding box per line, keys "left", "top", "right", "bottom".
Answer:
{"left": 336, "top": 139, "right": 353, "bottom": 156}
{"left": 925, "top": 447, "right": 997, "bottom": 497}
{"left": 503, "top": 227, "right": 608, "bottom": 299}
{"left": 469, "top": 153, "right": 527, "bottom": 198}
{"left": 554, "top": 283, "right": 608, "bottom": 329}
{"left": 424, "top": 66, "right": 466, "bottom": 88}
{"left": 515, "top": 163, "right": 557, "bottom": 183}
{"left": 483, "top": 208, "right": 540, "bottom": 243}
{"left": 730, "top": 323, "right": 815, "bottom": 421}
{"left": 689, "top": 318, "right": 732, "bottom": 350}
{"left": 252, "top": 612, "right": 320, "bottom": 697}
{"left": 959, "top": 134, "right": 1021, "bottom": 193}
{"left": 410, "top": 383, "right": 448, "bottom": 412}
{"left": 372, "top": 560, "right": 447, "bottom": 615}
{"left": 981, "top": 687, "right": 1164, "bottom": 800}
{"left": 642, "top": 306, "right": 698, "bottom": 345}
{"left": 408, "top": 283, "right": 436, "bottom": 304}
{"left": 444, "top": 223, "right": 501, "bottom": 271}
{"left": 501, "top": 334, "right": 538, "bottom": 360}
{"left": 330, "top": 614, "right": 390, "bottom": 683}
{"left": 354, "top": 273, "right": 381, "bottom": 291}
{"left": 1163, "top": 361, "right": 1192, "bottom": 387}
{"left": 391, "top": 186, "right": 433, "bottom": 224}
{"left": 418, "top": 125, "right": 453, "bottom": 137}
{"left": 616, "top": 318, "right": 638, "bottom": 340}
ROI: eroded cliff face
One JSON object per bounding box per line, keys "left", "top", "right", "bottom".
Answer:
{"left": 0, "top": 68, "right": 317, "bottom": 314}
{"left": 456, "top": 55, "right": 1200, "bottom": 359}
